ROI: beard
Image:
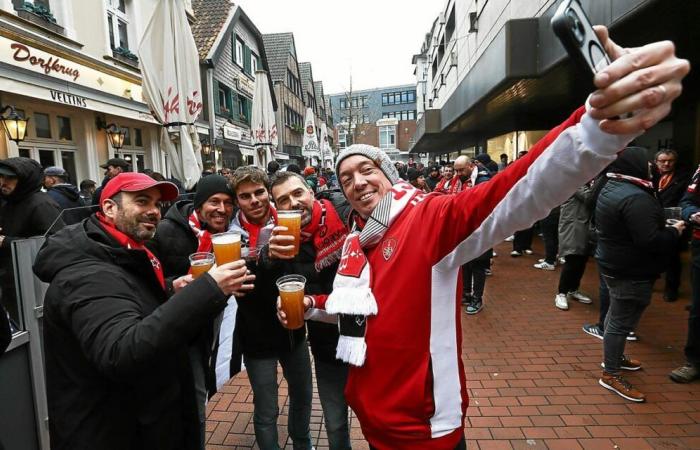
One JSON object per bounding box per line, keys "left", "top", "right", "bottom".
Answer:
{"left": 115, "top": 209, "right": 159, "bottom": 242}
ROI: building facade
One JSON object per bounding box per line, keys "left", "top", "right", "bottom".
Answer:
{"left": 411, "top": 0, "right": 700, "bottom": 165}
{"left": 0, "top": 0, "right": 187, "bottom": 186}
{"left": 192, "top": 0, "right": 276, "bottom": 169}
{"left": 263, "top": 32, "right": 306, "bottom": 165}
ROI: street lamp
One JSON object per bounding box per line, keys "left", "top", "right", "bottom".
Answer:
{"left": 105, "top": 123, "right": 126, "bottom": 150}
{"left": 201, "top": 137, "right": 212, "bottom": 156}
{"left": 0, "top": 105, "right": 29, "bottom": 144}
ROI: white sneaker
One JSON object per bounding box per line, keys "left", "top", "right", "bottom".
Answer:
{"left": 505, "top": 235, "right": 515, "bottom": 242}
{"left": 524, "top": 249, "right": 533, "bottom": 255}
{"left": 492, "top": 251, "right": 497, "bottom": 257}
{"left": 533, "top": 261, "right": 556, "bottom": 271}
{"left": 559, "top": 257, "right": 566, "bottom": 265}
{"left": 568, "top": 290, "right": 592, "bottom": 304}
{"left": 555, "top": 293, "right": 569, "bottom": 310}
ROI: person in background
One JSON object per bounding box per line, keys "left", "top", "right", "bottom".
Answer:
{"left": 595, "top": 147, "right": 685, "bottom": 402}
{"left": 474, "top": 153, "right": 499, "bottom": 174}
{"left": 267, "top": 161, "right": 280, "bottom": 180}
{"left": 434, "top": 163, "right": 455, "bottom": 193}
{"left": 653, "top": 148, "right": 691, "bottom": 302}
{"left": 0, "top": 158, "right": 64, "bottom": 323}
{"left": 79, "top": 179, "right": 96, "bottom": 206}
{"left": 425, "top": 164, "right": 441, "bottom": 192}
{"left": 304, "top": 166, "right": 318, "bottom": 192}
{"left": 286, "top": 164, "right": 302, "bottom": 175}
{"left": 43, "top": 166, "right": 85, "bottom": 224}
{"left": 407, "top": 167, "right": 431, "bottom": 193}
{"left": 670, "top": 162, "right": 700, "bottom": 383}
{"left": 93, "top": 157, "right": 130, "bottom": 205}
{"left": 498, "top": 153, "right": 509, "bottom": 171}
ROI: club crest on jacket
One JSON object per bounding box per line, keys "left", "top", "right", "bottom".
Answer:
{"left": 381, "top": 237, "right": 397, "bottom": 261}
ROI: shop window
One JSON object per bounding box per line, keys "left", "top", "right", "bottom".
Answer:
{"left": 19, "top": 148, "right": 30, "bottom": 158}
{"left": 39, "top": 149, "right": 55, "bottom": 167}
{"left": 34, "top": 113, "right": 51, "bottom": 138}
{"left": 57, "top": 116, "right": 72, "bottom": 141}
{"left": 133, "top": 128, "right": 143, "bottom": 147}
{"left": 61, "top": 151, "right": 77, "bottom": 183}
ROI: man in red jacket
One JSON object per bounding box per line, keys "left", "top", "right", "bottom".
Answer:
{"left": 279, "top": 28, "right": 688, "bottom": 449}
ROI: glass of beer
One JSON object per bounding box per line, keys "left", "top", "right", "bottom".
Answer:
{"left": 276, "top": 274, "right": 307, "bottom": 330}
{"left": 211, "top": 232, "right": 242, "bottom": 265}
{"left": 664, "top": 207, "right": 682, "bottom": 225}
{"left": 277, "top": 210, "right": 302, "bottom": 257}
{"left": 189, "top": 252, "right": 215, "bottom": 279}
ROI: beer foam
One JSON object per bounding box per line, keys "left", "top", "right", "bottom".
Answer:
{"left": 191, "top": 260, "right": 212, "bottom": 267}
{"left": 278, "top": 281, "right": 304, "bottom": 292}
{"left": 212, "top": 233, "right": 241, "bottom": 244}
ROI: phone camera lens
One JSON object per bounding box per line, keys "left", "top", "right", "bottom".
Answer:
{"left": 566, "top": 10, "right": 585, "bottom": 44}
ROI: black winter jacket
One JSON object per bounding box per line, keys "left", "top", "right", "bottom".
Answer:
{"left": 258, "top": 190, "right": 352, "bottom": 364}
{"left": 34, "top": 216, "right": 229, "bottom": 450}
{"left": 0, "top": 157, "right": 63, "bottom": 249}
{"left": 148, "top": 200, "right": 198, "bottom": 277}
{"left": 654, "top": 167, "right": 692, "bottom": 208}
{"left": 595, "top": 179, "right": 679, "bottom": 280}
{"left": 48, "top": 183, "right": 90, "bottom": 225}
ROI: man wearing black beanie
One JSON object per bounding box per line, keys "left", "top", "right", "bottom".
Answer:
{"left": 148, "top": 174, "right": 236, "bottom": 450}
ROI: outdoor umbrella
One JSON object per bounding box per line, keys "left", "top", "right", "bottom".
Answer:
{"left": 302, "top": 107, "right": 320, "bottom": 166}
{"left": 319, "top": 122, "right": 333, "bottom": 168}
{"left": 251, "top": 69, "right": 277, "bottom": 167}
{"left": 139, "top": 0, "right": 203, "bottom": 190}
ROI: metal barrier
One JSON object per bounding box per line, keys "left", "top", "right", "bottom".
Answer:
{"left": 1, "top": 237, "right": 49, "bottom": 450}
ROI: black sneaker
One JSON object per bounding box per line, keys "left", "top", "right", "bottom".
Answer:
{"left": 583, "top": 323, "right": 604, "bottom": 340}
{"left": 466, "top": 298, "right": 483, "bottom": 315}
{"left": 461, "top": 293, "right": 473, "bottom": 305}
{"left": 663, "top": 290, "right": 679, "bottom": 302}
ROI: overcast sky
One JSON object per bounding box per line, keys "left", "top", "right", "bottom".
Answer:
{"left": 236, "top": 0, "right": 443, "bottom": 95}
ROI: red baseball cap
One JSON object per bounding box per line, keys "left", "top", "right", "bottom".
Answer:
{"left": 100, "top": 172, "right": 179, "bottom": 205}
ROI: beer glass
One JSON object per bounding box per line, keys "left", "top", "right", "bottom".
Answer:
{"left": 665, "top": 207, "right": 682, "bottom": 225}
{"left": 211, "top": 232, "right": 242, "bottom": 265}
{"left": 276, "top": 274, "right": 307, "bottom": 330}
{"left": 277, "top": 210, "right": 302, "bottom": 257}
{"left": 189, "top": 252, "right": 215, "bottom": 279}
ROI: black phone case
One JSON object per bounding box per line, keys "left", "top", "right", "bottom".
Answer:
{"left": 551, "top": 0, "right": 611, "bottom": 77}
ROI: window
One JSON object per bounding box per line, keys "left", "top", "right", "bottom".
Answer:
{"left": 234, "top": 37, "right": 244, "bottom": 66}
{"left": 34, "top": 113, "right": 51, "bottom": 138}
{"left": 361, "top": 96, "right": 368, "bottom": 108}
{"left": 382, "top": 94, "right": 388, "bottom": 106}
{"left": 408, "top": 110, "right": 416, "bottom": 120}
{"left": 216, "top": 82, "right": 233, "bottom": 117}
{"left": 61, "top": 151, "right": 77, "bottom": 184}
{"left": 338, "top": 128, "right": 348, "bottom": 149}
{"left": 351, "top": 97, "right": 358, "bottom": 108}
{"left": 133, "top": 128, "right": 143, "bottom": 147}
{"left": 363, "top": 114, "right": 369, "bottom": 123}
{"left": 445, "top": 7, "right": 456, "bottom": 43}
{"left": 287, "top": 70, "right": 301, "bottom": 97}
{"left": 39, "top": 149, "right": 55, "bottom": 167}
{"left": 379, "top": 125, "right": 395, "bottom": 149}
{"left": 238, "top": 95, "right": 251, "bottom": 124}
{"left": 57, "top": 116, "right": 72, "bottom": 141}
{"left": 408, "top": 91, "right": 416, "bottom": 102}
{"left": 339, "top": 98, "right": 347, "bottom": 109}
{"left": 251, "top": 51, "right": 259, "bottom": 73}
{"left": 107, "top": 0, "right": 130, "bottom": 50}
{"left": 122, "top": 127, "right": 131, "bottom": 146}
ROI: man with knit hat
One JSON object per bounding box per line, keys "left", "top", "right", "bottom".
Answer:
{"left": 278, "top": 28, "right": 689, "bottom": 449}
{"left": 148, "top": 174, "right": 238, "bottom": 450}
{"left": 35, "top": 172, "right": 253, "bottom": 449}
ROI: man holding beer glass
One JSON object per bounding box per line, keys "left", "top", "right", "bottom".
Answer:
{"left": 266, "top": 171, "right": 352, "bottom": 450}
{"left": 35, "top": 172, "right": 253, "bottom": 449}
{"left": 228, "top": 166, "right": 314, "bottom": 450}
{"left": 277, "top": 28, "right": 689, "bottom": 449}
{"left": 148, "top": 174, "right": 249, "bottom": 449}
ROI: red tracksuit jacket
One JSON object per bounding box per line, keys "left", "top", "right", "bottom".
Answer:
{"left": 315, "top": 106, "right": 636, "bottom": 449}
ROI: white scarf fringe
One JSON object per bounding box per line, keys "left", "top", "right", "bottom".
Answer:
{"left": 335, "top": 335, "right": 368, "bottom": 367}
{"left": 326, "top": 287, "right": 378, "bottom": 315}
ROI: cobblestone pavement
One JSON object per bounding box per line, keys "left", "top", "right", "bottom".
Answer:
{"left": 206, "top": 240, "right": 700, "bottom": 449}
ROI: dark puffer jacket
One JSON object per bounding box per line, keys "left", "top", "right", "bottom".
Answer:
{"left": 34, "top": 216, "right": 229, "bottom": 450}
{"left": 147, "top": 200, "right": 198, "bottom": 278}
{"left": 595, "top": 147, "right": 680, "bottom": 280}
{"left": 48, "top": 183, "right": 90, "bottom": 225}
{"left": 0, "top": 157, "right": 64, "bottom": 247}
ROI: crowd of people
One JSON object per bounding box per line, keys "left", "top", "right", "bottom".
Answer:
{"left": 0, "top": 25, "right": 694, "bottom": 450}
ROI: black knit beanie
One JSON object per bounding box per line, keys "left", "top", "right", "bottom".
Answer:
{"left": 193, "top": 174, "right": 233, "bottom": 209}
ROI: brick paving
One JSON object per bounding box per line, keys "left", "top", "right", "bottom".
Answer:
{"left": 206, "top": 240, "right": 700, "bottom": 449}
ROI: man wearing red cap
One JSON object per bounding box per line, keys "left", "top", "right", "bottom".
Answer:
{"left": 34, "top": 172, "right": 254, "bottom": 450}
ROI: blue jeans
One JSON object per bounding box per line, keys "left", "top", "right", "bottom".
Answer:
{"left": 245, "top": 340, "right": 313, "bottom": 450}
{"left": 314, "top": 360, "right": 351, "bottom": 450}
{"left": 602, "top": 276, "right": 653, "bottom": 374}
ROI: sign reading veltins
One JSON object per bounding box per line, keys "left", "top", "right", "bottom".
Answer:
{"left": 50, "top": 90, "right": 88, "bottom": 107}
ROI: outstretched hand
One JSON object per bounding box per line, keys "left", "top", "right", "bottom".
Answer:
{"left": 587, "top": 25, "right": 689, "bottom": 135}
